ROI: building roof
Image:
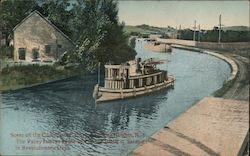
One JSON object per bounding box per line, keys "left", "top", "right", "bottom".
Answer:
{"left": 12, "top": 10, "right": 74, "bottom": 44}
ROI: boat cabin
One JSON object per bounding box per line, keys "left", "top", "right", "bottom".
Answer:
{"left": 104, "top": 58, "right": 168, "bottom": 90}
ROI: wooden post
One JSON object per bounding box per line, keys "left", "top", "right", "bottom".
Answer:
{"left": 198, "top": 24, "right": 201, "bottom": 43}
{"left": 193, "top": 20, "right": 196, "bottom": 41}
{"left": 98, "top": 62, "right": 101, "bottom": 85}
{"left": 120, "top": 88, "right": 124, "bottom": 99}
{"left": 133, "top": 86, "right": 136, "bottom": 97}
{"left": 218, "top": 14, "right": 222, "bottom": 43}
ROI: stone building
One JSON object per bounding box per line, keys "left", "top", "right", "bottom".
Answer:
{"left": 12, "top": 10, "right": 74, "bottom": 62}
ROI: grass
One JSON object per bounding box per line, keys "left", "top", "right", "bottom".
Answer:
{"left": 0, "top": 63, "right": 81, "bottom": 91}
{"left": 123, "top": 25, "right": 176, "bottom": 36}
{"left": 124, "top": 25, "right": 167, "bottom": 35}
{"left": 124, "top": 25, "right": 153, "bottom": 35}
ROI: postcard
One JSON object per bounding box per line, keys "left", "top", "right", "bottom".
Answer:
{"left": 0, "top": 0, "right": 249, "bottom": 156}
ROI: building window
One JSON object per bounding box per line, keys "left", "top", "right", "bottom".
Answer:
{"left": 58, "top": 44, "right": 62, "bottom": 48}
{"left": 18, "top": 48, "right": 26, "bottom": 60}
{"left": 32, "top": 48, "right": 39, "bottom": 60}
{"left": 45, "top": 45, "right": 51, "bottom": 55}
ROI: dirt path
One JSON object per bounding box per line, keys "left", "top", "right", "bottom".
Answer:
{"left": 222, "top": 53, "right": 249, "bottom": 101}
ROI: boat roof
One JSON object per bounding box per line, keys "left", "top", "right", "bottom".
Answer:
{"left": 104, "top": 57, "right": 168, "bottom": 69}
{"left": 104, "top": 64, "right": 130, "bottom": 69}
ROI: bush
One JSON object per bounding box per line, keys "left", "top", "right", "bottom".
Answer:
{"left": 0, "top": 64, "right": 80, "bottom": 90}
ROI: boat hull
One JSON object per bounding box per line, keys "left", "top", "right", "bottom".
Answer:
{"left": 95, "top": 75, "right": 175, "bottom": 103}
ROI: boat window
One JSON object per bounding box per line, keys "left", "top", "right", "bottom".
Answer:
{"left": 134, "top": 79, "right": 139, "bottom": 88}
{"left": 113, "top": 69, "right": 119, "bottom": 78}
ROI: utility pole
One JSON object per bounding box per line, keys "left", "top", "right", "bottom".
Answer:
{"left": 0, "top": 0, "right": 2, "bottom": 48}
{"left": 198, "top": 24, "right": 201, "bottom": 42}
{"left": 193, "top": 20, "right": 197, "bottom": 41}
{"left": 179, "top": 25, "right": 181, "bottom": 39}
{"left": 0, "top": 0, "right": 2, "bottom": 73}
{"left": 218, "top": 14, "right": 223, "bottom": 43}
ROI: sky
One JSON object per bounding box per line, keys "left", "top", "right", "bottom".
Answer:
{"left": 117, "top": 0, "right": 249, "bottom": 29}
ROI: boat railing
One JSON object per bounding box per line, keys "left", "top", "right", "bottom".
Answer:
{"left": 99, "top": 76, "right": 174, "bottom": 93}
{"left": 104, "top": 70, "right": 168, "bottom": 89}
{"left": 129, "top": 70, "right": 165, "bottom": 79}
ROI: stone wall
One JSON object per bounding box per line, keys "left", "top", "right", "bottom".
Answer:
{"left": 13, "top": 12, "right": 74, "bottom": 62}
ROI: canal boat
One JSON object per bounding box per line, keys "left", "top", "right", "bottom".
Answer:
{"left": 93, "top": 58, "right": 175, "bottom": 103}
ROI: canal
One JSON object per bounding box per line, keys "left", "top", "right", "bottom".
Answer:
{"left": 0, "top": 39, "right": 231, "bottom": 156}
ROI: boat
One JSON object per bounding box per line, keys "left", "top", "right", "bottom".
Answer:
{"left": 93, "top": 57, "right": 175, "bottom": 103}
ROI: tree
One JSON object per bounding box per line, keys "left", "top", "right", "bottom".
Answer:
{"left": 70, "top": 0, "right": 136, "bottom": 69}
{"left": 1, "top": 0, "right": 137, "bottom": 71}
{"left": 67, "top": 0, "right": 110, "bottom": 70}
{"left": 38, "top": 0, "right": 73, "bottom": 38}
{"left": 94, "top": 0, "right": 136, "bottom": 64}
{"left": 0, "top": 0, "right": 74, "bottom": 42}
{"left": 0, "top": 0, "right": 37, "bottom": 43}
{"left": 129, "top": 37, "right": 136, "bottom": 49}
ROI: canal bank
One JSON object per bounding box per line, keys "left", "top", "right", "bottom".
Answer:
{"left": 130, "top": 41, "right": 249, "bottom": 156}
{"left": 144, "top": 42, "right": 238, "bottom": 83}
{"left": 0, "top": 63, "right": 82, "bottom": 92}
{"left": 170, "top": 44, "right": 249, "bottom": 101}
{"left": 172, "top": 44, "right": 238, "bottom": 82}
{"left": 130, "top": 97, "right": 249, "bottom": 156}
{"left": 144, "top": 40, "right": 248, "bottom": 101}
{"left": 144, "top": 42, "right": 171, "bottom": 52}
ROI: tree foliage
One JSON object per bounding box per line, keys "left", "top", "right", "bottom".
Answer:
{"left": 68, "top": 0, "right": 136, "bottom": 69}
{"left": 38, "top": 0, "right": 73, "bottom": 37}
{"left": 0, "top": 0, "right": 136, "bottom": 71}
{"left": 0, "top": 0, "right": 37, "bottom": 37}
{"left": 178, "top": 28, "right": 250, "bottom": 42}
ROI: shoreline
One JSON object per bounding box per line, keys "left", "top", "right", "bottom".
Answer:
{"left": 171, "top": 44, "right": 249, "bottom": 101}
{"left": 129, "top": 41, "right": 249, "bottom": 156}
{"left": 172, "top": 44, "right": 238, "bottom": 82}
{"left": 145, "top": 42, "right": 240, "bottom": 98}
{"left": 0, "top": 74, "right": 80, "bottom": 93}
{"left": 130, "top": 97, "right": 249, "bottom": 156}
{"left": 144, "top": 42, "right": 171, "bottom": 52}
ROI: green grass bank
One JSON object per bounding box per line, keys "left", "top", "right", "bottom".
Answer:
{"left": 0, "top": 64, "right": 81, "bottom": 91}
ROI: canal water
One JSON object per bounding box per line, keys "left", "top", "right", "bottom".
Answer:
{"left": 0, "top": 39, "right": 231, "bottom": 156}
